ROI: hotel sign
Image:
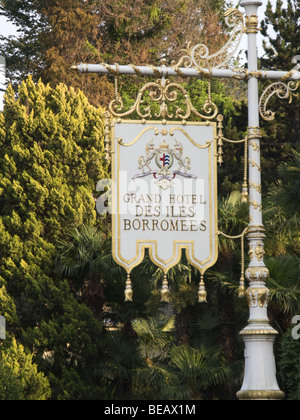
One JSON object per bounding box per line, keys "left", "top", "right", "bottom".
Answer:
{"left": 111, "top": 120, "right": 218, "bottom": 276}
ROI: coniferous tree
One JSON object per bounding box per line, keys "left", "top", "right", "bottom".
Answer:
{"left": 0, "top": 337, "right": 51, "bottom": 400}
{"left": 0, "top": 77, "right": 109, "bottom": 398}
{"left": 261, "top": 0, "right": 300, "bottom": 72}
{"left": 260, "top": 0, "right": 300, "bottom": 185}
{"left": 259, "top": 4, "right": 300, "bottom": 400}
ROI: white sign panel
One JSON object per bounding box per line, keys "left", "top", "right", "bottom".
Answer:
{"left": 112, "top": 120, "right": 218, "bottom": 276}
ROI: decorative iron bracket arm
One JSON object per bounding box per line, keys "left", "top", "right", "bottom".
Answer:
{"left": 259, "top": 78, "right": 300, "bottom": 121}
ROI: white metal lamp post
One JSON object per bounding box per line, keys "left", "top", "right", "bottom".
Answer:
{"left": 236, "top": 0, "right": 285, "bottom": 400}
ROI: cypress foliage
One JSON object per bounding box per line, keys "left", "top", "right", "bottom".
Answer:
{"left": 260, "top": 0, "right": 300, "bottom": 185}
{"left": 0, "top": 77, "right": 108, "bottom": 399}
{"left": 0, "top": 337, "right": 51, "bottom": 400}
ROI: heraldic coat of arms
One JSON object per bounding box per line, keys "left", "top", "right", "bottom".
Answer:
{"left": 133, "top": 135, "right": 197, "bottom": 190}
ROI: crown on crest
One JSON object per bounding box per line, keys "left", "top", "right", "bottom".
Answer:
{"left": 159, "top": 140, "right": 169, "bottom": 150}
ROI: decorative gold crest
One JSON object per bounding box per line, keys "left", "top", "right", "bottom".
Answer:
{"left": 133, "top": 136, "right": 197, "bottom": 190}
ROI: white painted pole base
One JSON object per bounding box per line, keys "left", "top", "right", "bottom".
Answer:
{"left": 237, "top": 229, "right": 285, "bottom": 400}
{"left": 237, "top": 332, "right": 285, "bottom": 400}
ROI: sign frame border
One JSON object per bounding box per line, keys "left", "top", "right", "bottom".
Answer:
{"left": 111, "top": 119, "right": 219, "bottom": 276}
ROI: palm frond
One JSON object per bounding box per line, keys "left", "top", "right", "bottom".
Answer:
{"left": 56, "top": 224, "right": 112, "bottom": 280}
{"left": 266, "top": 255, "right": 300, "bottom": 313}
{"left": 168, "top": 344, "right": 233, "bottom": 392}
{"left": 132, "top": 315, "right": 175, "bottom": 354}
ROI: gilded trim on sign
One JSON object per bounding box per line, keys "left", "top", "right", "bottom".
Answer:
{"left": 169, "top": 127, "right": 212, "bottom": 149}
{"left": 118, "top": 126, "right": 160, "bottom": 147}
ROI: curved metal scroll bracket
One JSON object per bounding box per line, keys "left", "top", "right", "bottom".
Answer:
{"left": 173, "top": 8, "right": 245, "bottom": 71}
{"left": 108, "top": 78, "right": 218, "bottom": 122}
{"left": 259, "top": 80, "right": 300, "bottom": 121}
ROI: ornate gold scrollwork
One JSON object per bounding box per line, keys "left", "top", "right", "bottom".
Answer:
{"left": 245, "top": 266, "right": 269, "bottom": 283}
{"left": 248, "top": 245, "right": 254, "bottom": 261}
{"left": 108, "top": 78, "right": 218, "bottom": 122}
{"left": 246, "top": 287, "right": 270, "bottom": 308}
{"left": 255, "top": 242, "right": 265, "bottom": 262}
{"left": 248, "top": 159, "right": 261, "bottom": 171}
{"left": 249, "top": 200, "right": 262, "bottom": 212}
{"left": 249, "top": 141, "right": 260, "bottom": 152}
{"left": 249, "top": 182, "right": 262, "bottom": 193}
{"left": 173, "top": 9, "right": 244, "bottom": 71}
{"left": 259, "top": 79, "right": 300, "bottom": 121}
{"left": 245, "top": 15, "right": 260, "bottom": 34}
